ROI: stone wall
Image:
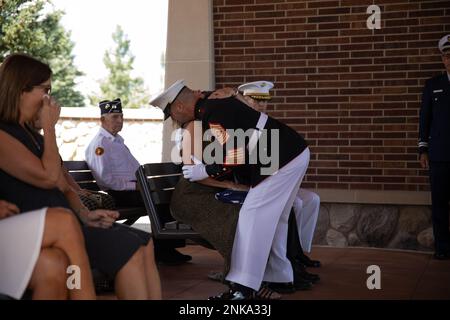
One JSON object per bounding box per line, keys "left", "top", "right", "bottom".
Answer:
{"left": 312, "top": 203, "right": 435, "bottom": 251}
{"left": 57, "top": 107, "right": 164, "bottom": 164}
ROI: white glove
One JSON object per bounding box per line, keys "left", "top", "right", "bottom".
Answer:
{"left": 182, "top": 163, "right": 209, "bottom": 182}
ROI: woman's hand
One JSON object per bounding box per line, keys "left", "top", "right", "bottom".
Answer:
{"left": 40, "top": 95, "right": 61, "bottom": 130}
{"left": 78, "top": 189, "right": 93, "bottom": 197}
{"left": 209, "top": 89, "right": 262, "bottom": 111}
{"left": 82, "top": 209, "right": 119, "bottom": 229}
{"left": 419, "top": 153, "right": 429, "bottom": 169}
{"left": 0, "top": 200, "right": 20, "bottom": 220}
{"left": 208, "top": 87, "right": 236, "bottom": 100}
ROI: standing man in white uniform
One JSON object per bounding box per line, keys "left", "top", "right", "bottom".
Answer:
{"left": 85, "top": 98, "right": 192, "bottom": 265}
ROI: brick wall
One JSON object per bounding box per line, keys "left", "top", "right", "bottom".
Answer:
{"left": 213, "top": 0, "right": 450, "bottom": 192}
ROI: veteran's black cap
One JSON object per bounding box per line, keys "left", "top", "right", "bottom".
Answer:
{"left": 99, "top": 98, "right": 123, "bottom": 115}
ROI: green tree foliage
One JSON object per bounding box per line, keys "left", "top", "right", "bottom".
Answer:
{"left": 90, "top": 25, "right": 150, "bottom": 109}
{"left": 0, "top": 0, "right": 85, "bottom": 107}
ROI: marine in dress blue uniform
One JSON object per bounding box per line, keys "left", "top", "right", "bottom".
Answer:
{"left": 419, "top": 34, "right": 450, "bottom": 259}
{"left": 151, "top": 80, "right": 310, "bottom": 297}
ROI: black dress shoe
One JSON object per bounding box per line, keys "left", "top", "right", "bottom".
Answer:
{"left": 208, "top": 289, "right": 253, "bottom": 300}
{"left": 297, "top": 254, "right": 321, "bottom": 268}
{"left": 293, "top": 277, "right": 313, "bottom": 291}
{"left": 297, "top": 270, "right": 320, "bottom": 284}
{"left": 433, "top": 252, "right": 450, "bottom": 260}
{"left": 156, "top": 248, "right": 192, "bottom": 265}
{"left": 265, "top": 282, "right": 296, "bottom": 294}
{"left": 293, "top": 261, "right": 320, "bottom": 283}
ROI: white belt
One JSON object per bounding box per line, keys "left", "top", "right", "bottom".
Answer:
{"left": 248, "top": 113, "right": 268, "bottom": 154}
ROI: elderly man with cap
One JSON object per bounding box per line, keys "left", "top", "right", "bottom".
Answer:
{"left": 85, "top": 98, "right": 192, "bottom": 265}
{"left": 419, "top": 35, "right": 450, "bottom": 260}
{"left": 151, "top": 80, "right": 310, "bottom": 299}
{"left": 85, "top": 99, "right": 139, "bottom": 192}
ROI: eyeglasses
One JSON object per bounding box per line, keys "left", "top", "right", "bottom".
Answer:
{"left": 32, "top": 85, "right": 52, "bottom": 95}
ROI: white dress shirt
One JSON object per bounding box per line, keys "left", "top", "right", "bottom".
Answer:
{"left": 85, "top": 127, "right": 140, "bottom": 191}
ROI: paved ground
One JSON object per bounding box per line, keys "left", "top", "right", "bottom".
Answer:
{"left": 159, "top": 245, "right": 450, "bottom": 300}
{"left": 99, "top": 244, "right": 450, "bottom": 300}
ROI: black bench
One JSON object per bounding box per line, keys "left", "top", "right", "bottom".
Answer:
{"left": 136, "top": 162, "right": 212, "bottom": 247}
{"left": 66, "top": 160, "right": 211, "bottom": 243}
{"left": 64, "top": 160, "right": 146, "bottom": 226}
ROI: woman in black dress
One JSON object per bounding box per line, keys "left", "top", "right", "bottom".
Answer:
{"left": 0, "top": 53, "right": 161, "bottom": 299}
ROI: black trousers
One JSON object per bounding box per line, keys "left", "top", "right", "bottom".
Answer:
{"left": 429, "top": 162, "right": 450, "bottom": 254}
{"left": 287, "top": 208, "right": 305, "bottom": 261}
{"left": 107, "top": 190, "right": 185, "bottom": 251}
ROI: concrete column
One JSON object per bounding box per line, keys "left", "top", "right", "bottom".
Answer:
{"left": 161, "top": 0, "right": 215, "bottom": 162}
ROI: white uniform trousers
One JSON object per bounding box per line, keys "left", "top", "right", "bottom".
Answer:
{"left": 293, "top": 189, "right": 320, "bottom": 253}
{"left": 225, "top": 148, "right": 310, "bottom": 290}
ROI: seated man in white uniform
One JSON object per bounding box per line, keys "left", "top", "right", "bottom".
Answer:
{"left": 85, "top": 98, "right": 191, "bottom": 265}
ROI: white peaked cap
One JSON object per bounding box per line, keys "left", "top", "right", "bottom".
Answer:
{"left": 238, "top": 80, "right": 274, "bottom": 100}
{"left": 149, "top": 79, "right": 186, "bottom": 120}
{"left": 438, "top": 34, "right": 450, "bottom": 53}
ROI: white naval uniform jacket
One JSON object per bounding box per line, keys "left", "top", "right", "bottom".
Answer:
{"left": 85, "top": 127, "right": 140, "bottom": 191}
